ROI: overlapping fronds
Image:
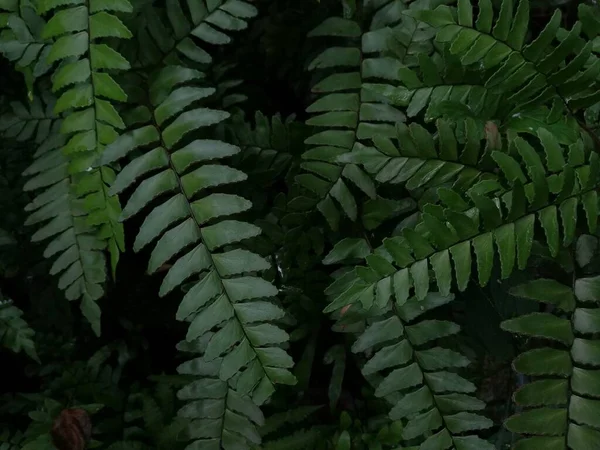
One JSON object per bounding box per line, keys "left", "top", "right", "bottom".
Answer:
{"left": 503, "top": 103, "right": 581, "bottom": 145}
{"left": 410, "top": 0, "right": 600, "bottom": 116}
{"left": 365, "top": 50, "right": 498, "bottom": 121}
{"left": 40, "top": 0, "right": 132, "bottom": 274}
{"left": 44, "top": 343, "right": 127, "bottom": 399}
{"left": 0, "top": 90, "right": 58, "bottom": 143}
{"left": 324, "top": 130, "right": 598, "bottom": 311}
{"left": 0, "top": 299, "right": 38, "bottom": 361}
{"left": 101, "top": 65, "right": 295, "bottom": 448}
{"left": 363, "top": 0, "right": 442, "bottom": 68}
{"left": 21, "top": 119, "right": 108, "bottom": 335}
{"left": 177, "top": 338, "right": 266, "bottom": 449}
{"left": 337, "top": 118, "right": 497, "bottom": 202}
{"left": 225, "top": 112, "right": 304, "bottom": 186}
{"left": 123, "top": 0, "right": 258, "bottom": 69}
{"left": 210, "top": 63, "right": 248, "bottom": 112}
{"left": 350, "top": 292, "right": 494, "bottom": 448}
{"left": 299, "top": 17, "right": 385, "bottom": 229}
{"left": 300, "top": 1, "right": 447, "bottom": 229}
{"left": 502, "top": 270, "right": 600, "bottom": 448}
{"left": 0, "top": 0, "right": 51, "bottom": 78}
{"left": 0, "top": 429, "right": 25, "bottom": 450}
{"left": 110, "top": 384, "right": 186, "bottom": 448}
{"left": 358, "top": 0, "right": 416, "bottom": 142}
{"left": 352, "top": 0, "right": 449, "bottom": 140}
{"left": 8, "top": 0, "right": 600, "bottom": 448}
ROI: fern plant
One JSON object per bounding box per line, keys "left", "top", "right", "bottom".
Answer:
{"left": 5, "top": 0, "right": 600, "bottom": 449}
{"left": 99, "top": 66, "right": 296, "bottom": 448}
{"left": 0, "top": 297, "right": 38, "bottom": 361}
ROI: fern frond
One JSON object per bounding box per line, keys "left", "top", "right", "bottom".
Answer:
{"left": 363, "top": 0, "right": 441, "bottom": 67}
{"left": 117, "top": 385, "right": 186, "bottom": 448}
{"left": 101, "top": 66, "right": 295, "bottom": 448}
{"left": 338, "top": 118, "right": 498, "bottom": 204}
{"left": 0, "top": 90, "right": 58, "bottom": 143}
{"left": 0, "top": 429, "right": 26, "bottom": 450}
{"left": 0, "top": 299, "right": 38, "bottom": 362}
{"left": 45, "top": 357, "right": 119, "bottom": 403}
{"left": 123, "top": 0, "right": 258, "bottom": 69}
{"left": 351, "top": 292, "right": 494, "bottom": 448}
{"left": 410, "top": 0, "right": 600, "bottom": 115}
{"left": 300, "top": 1, "right": 446, "bottom": 229}
{"left": 365, "top": 49, "right": 498, "bottom": 122}
{"left": 41, "top": 0, "right": 132, "bottom": 275}
{"left": 176, "top": 338, "right": 266, "bottom": 449}
{"left": 0, "top": 0, "right": 51, "bottom": 77}
{"left": 22, "top": 131, "right": 108, "bottom": 335}
{"left": 299, "top": 16, "right": 404, "bottom": 229}
{"left": 12, "top": 88, "right": 113, "bottom": 334}
{"left": 325, "top": 130, "right": 598, "bottom": 309}
{"left": 502, "top": 269, "right": 600, "bottom": 448}
{"left": 226, "top": 112, "right": 304, "bottom": 186}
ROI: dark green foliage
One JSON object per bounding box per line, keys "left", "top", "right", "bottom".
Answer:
{"left": 352, "top": 293, "right": 495, "bottom": 447}
{"left": 3, "top": 0, "right": 600, "bottom": 449}
{"left": 0, "top": 298, "right": 38, "bottom": 361}
{"left": 501, "top": 239, "right": 600, "bottom": 448}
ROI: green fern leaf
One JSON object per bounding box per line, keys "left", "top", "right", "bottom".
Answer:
{"left": 176, "top": 340, "right": 266, "bottom": 449}
{"left": 257, "top": 402, "right": 329, "bottom": 448}
{"left": 409, "top": 0, "right": 600, "bottom": 114}
{"left": 326, "top": 130, "right": 598, "bottom": 305}
{"left": 338, "top": 119, "right": 497, "bottom": 205}
{"left": 365, "top": 50, "right": 498, "bottom": 122}
{"left": 0, "top": 299, "right": 38, "bottom": 362}
{"left": 39, "top": 0, "right": 132, "bottom": 279}
{"left": 101, "top": 67, "right": 295, "bottom": 448}
{"left": 300, "top": 8, "right": 421, "bottom": 229}
{"left": 0, "top": 0, "right": 52, "bottom": 79}
{"left": 350, "top": 292, "right": 494, "bottom": 447}
{"left": 13, "top": 92, "right": 109, "bottom": 334}
{"left": 122, "top": 0, "right": 257, "bottom": 69}
{"left": 0, "top": 92, "right": 58, "bottom": 143}
{"left": 224, "top": 112, "right": 306, "bottom": 186}
{"left": 503, "top": 268, "right": 600, "bottom": 448}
